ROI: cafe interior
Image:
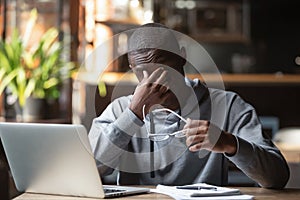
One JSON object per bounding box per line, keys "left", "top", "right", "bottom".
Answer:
{"left": 1, "top": 0, "right": 300, "bottom": 199}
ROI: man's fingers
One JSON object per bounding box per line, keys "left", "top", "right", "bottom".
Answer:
{"left": 189, "top": 143, "right": 203, "bottom": 152}
{"left": 146, "top": 68, "right": 169, "bottom": 93}
{"left": 158, "top": 84, "right": 170, "bottom": 95}
{"left": 184, "top": 119, "right": 210, "bottom": 129}
{"left": 184, "top": 126, "right": 208, "bottom": 137}
{"left": 155, "top": 69, "right": 168, "bottom": 85}
{"left": 147, "top": 67, "right": 164, "bottom": 83}
{"left": 186, "top": 134, "right": 206, "bottom": 147}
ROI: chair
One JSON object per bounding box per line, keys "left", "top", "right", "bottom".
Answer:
{"left": 259, "top": 116, "right": 280, "bottom": 139}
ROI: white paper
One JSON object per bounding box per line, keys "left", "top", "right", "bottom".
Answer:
{"left": 150, "top": 183, "right": 254, "bottom": 200}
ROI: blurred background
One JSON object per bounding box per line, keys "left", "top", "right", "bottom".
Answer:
{"left": 1, "top": 0, "right": 300, "bottom": 199}
{"left": 1, "top": 0, "right": 299, "bottom": 125}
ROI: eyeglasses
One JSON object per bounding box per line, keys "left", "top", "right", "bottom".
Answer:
{"left": 142, "top": 105, "right": 187, "bottom": 141}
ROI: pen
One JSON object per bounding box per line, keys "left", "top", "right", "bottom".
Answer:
{"left": 176, "top": 186, "right": 218, "bottom": 190}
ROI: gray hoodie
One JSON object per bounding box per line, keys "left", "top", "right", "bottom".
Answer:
{"left": 88, "top": 78, "right": 289, "bottom": 188}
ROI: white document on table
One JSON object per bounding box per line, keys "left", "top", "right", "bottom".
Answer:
{"left": 151, "top": 183, "right": 254, "bottom": 200}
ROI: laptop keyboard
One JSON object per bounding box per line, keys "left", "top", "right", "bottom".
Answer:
{"left": 104, "top": 188, "right": 126, "bottom": 194}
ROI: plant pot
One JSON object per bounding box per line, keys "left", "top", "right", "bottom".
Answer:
{"left": 13, "top": 97, "right": 60, "bottom": 122}
{"left": 22, "top": 97, "right": 47, "bottom": 122}
{"left": 45, "top": 98, "right": 60, "bottom": 119}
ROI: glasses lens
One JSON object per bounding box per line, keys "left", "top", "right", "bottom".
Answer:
{"left": 146, "top": 107, "right": 187, "bottom": 141}
{"left": 174, "top": 131, "right": 186, "bottom": 138}
{"left": 149, "top": 134, "right": 169, "bottom": 142}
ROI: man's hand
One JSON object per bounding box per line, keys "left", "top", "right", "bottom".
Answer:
{"left": 129, "top": 67, "right": 170, "bottom": 120}
{"left": 183, "top": 118, "right": 237, "bottom": 155}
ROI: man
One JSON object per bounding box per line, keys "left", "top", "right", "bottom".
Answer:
{"left": 89, "top": 23, "right": 289, "bottom": 188}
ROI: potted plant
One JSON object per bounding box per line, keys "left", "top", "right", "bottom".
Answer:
{"left": 0, "top": 12, "right": 75, "bottom": 121}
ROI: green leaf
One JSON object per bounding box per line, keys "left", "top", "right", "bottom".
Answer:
{"left": 0, "top": 50, "right": 11, "bottom": 71}
{"left": 98, "top": 81, "right": 107, "bottom": 97}
{"left": 23, "top": 51, "right": 35, "bottom": 68}
{"left": 4, "top": 42, "right": 15, "bottom": 65}
{"left": 22, "top": 8, "right": 37, "bottom": 47}
{"left": 41, "top": 28, "right": 59, "bottom": 52}
{"left": 16, "top": 68, "right": 26, "bottom": 87}
{"left": 0, "top": 68, "right": 19, "bottom": 94}
{"left": 24, "top": 78, "right": 35, "bottom": 99}
{"left": 0, "top": 68, "right": 6, "bottom": 81}
{"left": 44, "top": 77, "right": 59, "bottom": 89}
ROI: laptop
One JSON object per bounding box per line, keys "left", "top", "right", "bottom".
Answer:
{"left": 0, "top": 122, "right": 149, "bottom": 198}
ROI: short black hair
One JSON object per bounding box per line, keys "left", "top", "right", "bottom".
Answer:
{"left": 128, "top": 23, "right": 185, "bottom": 67}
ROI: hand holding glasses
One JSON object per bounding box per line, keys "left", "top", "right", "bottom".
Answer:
{"left": 142, "top": 105, "right": 187, "bottom": 141}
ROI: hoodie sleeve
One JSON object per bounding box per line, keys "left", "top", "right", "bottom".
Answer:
{"left": 88, "top": 96, "right": 143, "bottom": 175}
{"left": 224, "top": 93, "right": 290, "bottom": 189}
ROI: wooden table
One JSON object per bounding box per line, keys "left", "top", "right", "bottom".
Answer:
{"left": 13, "top": 187, "right": 300, "bottom": 200}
